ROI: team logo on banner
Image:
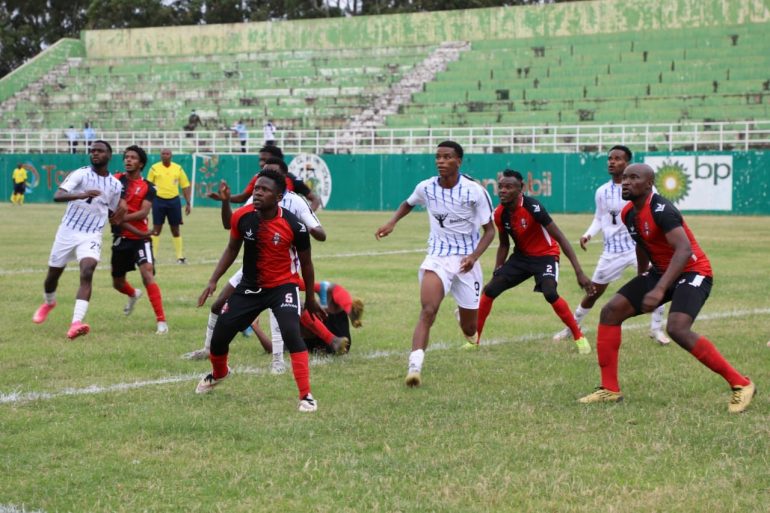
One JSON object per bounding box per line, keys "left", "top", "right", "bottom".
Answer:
{"left": 288, "top": 154, "right": 332, "bottom": 208}
{"left": 643, "top": 156, "right": 733, "bottom": 211}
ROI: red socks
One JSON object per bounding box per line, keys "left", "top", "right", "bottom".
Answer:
{"left": 119, "top": 282, "right": 136, "bottom": 297}
{"left": 210, "top": 353, "right": 229, "bottom": 379}
{"left": 596, "top": 324, "right": 622, "bottom": 392}
{"left": 690, "top": 336, "right": 750, "bottom": 387}
{"left": 476, "top": 293, "right": 494, "bottom": 341}
{"left": 551, "top": 297, "right": 583, "bottom": 339}
{"left": 145, "top": 282, "right": 166, "bottom": 322}
{"left": 290, "top": 351, "right": 311, "bottom": 398}
{"left": 300, "top": 310, "right": 334, "bottom": 344}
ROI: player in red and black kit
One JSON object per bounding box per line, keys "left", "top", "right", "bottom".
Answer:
{"left": 207, "top": 145, "right": 321, "bottom": 211}
{"left": 475, "top": 170, "right": 594, "bottom": 353}
{"left": 111, "top": 145, "right": 167, "bottom": 334}
{"left": 196, "top": 168, "right": 325, "bottom": 412}
{"left": 579, "top": 163, "right": 755, "bottom": 412}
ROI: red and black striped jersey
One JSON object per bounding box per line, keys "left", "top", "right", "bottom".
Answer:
{"left": 494, "top": 196, "right": 560, "bottom": 257}
{"left": 230, "top": 205, "right": 310, "bottom": 289}
{"left": 621, "top": 192, "right": 712, "bottom": 276}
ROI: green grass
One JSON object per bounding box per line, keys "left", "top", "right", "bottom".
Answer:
{"left": 1, "top": 204, "right": 769, "bottom": 513}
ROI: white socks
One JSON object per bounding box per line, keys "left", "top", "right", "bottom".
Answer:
{"left": 408, "top": 349, "right": 425, "bottom": 372}
{"left": 651, "top": 305, "right": 666, "bottom": 332}
{"left": 72, "top": 299, "right": 89, "bottom": 323}
{"left": 204, "top": 312, "right": 218, "bottom": 351}
{"left": 270, "top": 310, "right": 284, "bottom": 362}
{"left": 574, "top": 305, "right": 591, "bottom": 325}
{"left": 44, "top": 292, "right": 56, "bottom": 305}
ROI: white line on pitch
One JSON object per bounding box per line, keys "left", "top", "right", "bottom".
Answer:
{"left": 2, "top": 307, "right": 768, "bottom": 406}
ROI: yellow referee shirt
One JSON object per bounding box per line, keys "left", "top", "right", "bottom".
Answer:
{"left": 12, "top": 166, "right": 28, "bottom": 184}
{"left": 147, "top": 161, "right": 190, "bottom": 199}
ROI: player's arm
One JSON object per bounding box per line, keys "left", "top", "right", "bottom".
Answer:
{"left": 217, "top": 182, "right": 233, "bottom": 230}
{"left": 580, "top": 189, "right": 603, "bottom": 250}
{"left": 298, "top": 247, "right": 325, "bottom": 321}
{"left": 546, "top": 222, "right": 594, "bottom": 293}
{"left": 635, "top": 244, "right": 650, "bottom": 275}
{"left": 459, "top": 219, "right": 495, "bottom": 273}
{"left": 178, "top": 168, "right": 192, "bottom": 215}
{"left": 641, "top": 226, "right": 692, "bottom": 313}
{"left": 197, "top": 236, "right": 243, "bottom": 307}
{"left": 375, "top": 201, "right": 414, "bottom": 239}
{"left": 122, "top": 198, "right": 152, "bottom": 223}
{"left": 305, "top": 190, "right": 321, "bottom": 212}
{"left": 495, "top": 227, "right": 510, "bottom": 269}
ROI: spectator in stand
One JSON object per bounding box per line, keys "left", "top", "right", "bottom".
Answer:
{"left": 66, "top": 126, "right": 79, "bottom": 154}
{"left": 263, "top": 120, "right": 277, "bottom": 146}
{"left": 83, "top": 123, "right": 95, "bottom": 150}
{"left": 232, "top": 120, "right": 248, "bottom": 153}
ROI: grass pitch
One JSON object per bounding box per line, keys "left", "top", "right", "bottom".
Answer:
{"left": 1, "top": 205, "right": 769, "bottom": 513}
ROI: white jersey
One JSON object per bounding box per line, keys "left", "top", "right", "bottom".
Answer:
{"left": 407, "top": 174, "right": 493, "bottom": 257}
{"left": 58, "top": 166, "right": 123, "bottom": 235}
{"left": 583, "top": 180, "right": 635, "bottom": 254}
{"left": 246, "top": 189, "right": 320, "bottom": 230}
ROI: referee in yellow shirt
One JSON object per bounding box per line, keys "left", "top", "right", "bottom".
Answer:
{"left": 147, "top": 149, "right": 192, "bottom": 264}
{"left": 11, "top": 163, "right": 29, "bottom": 206}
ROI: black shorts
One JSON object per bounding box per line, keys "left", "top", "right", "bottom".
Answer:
{"left": 487, "top": 253, "right": 559, "bottom": 295}
{"left": 13, "top": 183, "right": 26, "bottom": 194}
{"left": 303, "top": 311, "right": 352, "bottom": 354}
{"left": 152, "top": 196, "right": 183, "bottom": 226}
{"left": 211, "top": 283, "right": 306, "bottom": 355}
{"left": 617, "top": 271, "right": 712, "bottom": 319}
{"left": 111, "top": 237, "right": 154, "bottom": 277}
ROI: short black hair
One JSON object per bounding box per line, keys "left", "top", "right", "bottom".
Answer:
{"left": 259, "top": 145, "right": 284, "bottom": 160}
{"left": 263, "top": 156, "right": 288, "bottom": 175}
{"left": 609, "top": 145, "right": 632, "bottom": 161}
{"left": 123, "top": 145, "right": 147, "bottom": 169}
{"left": 92, "top": 140, "right": 113, "bottom": 153}
{"left": 258, "top": 167, "right": 286, "bottom": 195}
{"left": 501, "top": 169, "right": 524, "bottom": 182}
{"left": 437, "top": 140, "right": 464, "bottom": 159}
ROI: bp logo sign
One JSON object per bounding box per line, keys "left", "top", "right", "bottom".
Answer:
{"left": 644, "top": 156, "right": 732, "bottom": 211}
{"left": 288, "top": 154, "right": 332, "bottom": 208}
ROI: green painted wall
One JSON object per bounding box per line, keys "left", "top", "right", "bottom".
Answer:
{"left": 3, "top": 151, "right": 768, "bottom": 215}
{"left": 83, "top": 0, "right": 770, "bottom": 59}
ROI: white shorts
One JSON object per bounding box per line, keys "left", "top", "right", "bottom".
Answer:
{"left": 228, "top": 267, "right": 244, "bottom": 288}
{"left": 592, "top": 250, "right": 637, "bottom": 285}
{"left": 48, "top": 227, "right": 103, "bottom": 267}
{"left": 418, "top": 254, "right": 483, "bottom": 309}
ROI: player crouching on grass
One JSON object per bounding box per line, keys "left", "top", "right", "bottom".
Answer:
{"left": 111, "top": 145, "right": 168, "bottom": 334}
{"left": 578, "top": 164, "right": 755, "bottom": 413}
{"left": 475, "top": 170, "right": 595, "bottom": 353}
{"left": 196, "top": 168, "right": 325, "bottom": 412}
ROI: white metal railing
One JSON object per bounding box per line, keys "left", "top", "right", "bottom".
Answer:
{"left": 0, "top": 120, "right": 768, "bottom": 154}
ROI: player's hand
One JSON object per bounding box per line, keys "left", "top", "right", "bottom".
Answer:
{"left": 185, "top": 203, "right": 192, "bottom": 216}
{"left": 206, "top": 192, "right": 222, "bottom": 200}
{"left": 375, "top": 223, "right": 393, "bottom": 240}
{"left": 641, "top": 287, "right": 664, "bottom": 313}
{"left": 197, "top": 282, "right": 216, "bottom": 307}
{"left": 459, "top": 255, "right": 476, "bottom": 273}
{"left": 579, "top": 235, "right": 590, "bottom": 251}
{"left": 83, "top": 189, "right": 102, "bottom": 199}
{"left": 219, "top": 180, "right": 231, "bottom": 202}
{"left": 304, "top": 297, "right": 327, "bottom": 321}
{"left": 577, "top": 272, "right": 595, "bottom": 295}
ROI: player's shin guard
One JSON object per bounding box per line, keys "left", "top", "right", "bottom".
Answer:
{"left": 551, "top": 297, "right": 583, "bottom": 339}
{"left": 476, "top": 293, "right": 495, "bottom": 342}
{"left": 690, "top": 336, "right": 750, "bottom": 388}
{"left": 289, "top": 350, "right": 311, "bottom": 398}
{"left": 597, "top": 324, "right": 622, "bottom": 392}
{"left": 300, "top": 310, "right": 334, "bottom": 344}
{"left": 145, "top": 282, "right": 166, "bottom": 322}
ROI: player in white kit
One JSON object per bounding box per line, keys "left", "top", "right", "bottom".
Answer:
{"left": 553, "top": 145, "right": 669, "bottom": 345}
{"left": 32, "top": 140, "right": 125, "bottom": 339}
{"left": 376, "top": 141, "right": 495, "bottom": 387}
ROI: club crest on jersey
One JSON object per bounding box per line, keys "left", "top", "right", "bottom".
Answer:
{"left": 520, "top": 218, "right": 528, "bottom": 229}
{"left": 433, "top": 213, "right": 449, "bottom": 228}
{"left": 244, "top": 228, "right": 254, "bottom": 240}
{"left": 272, "top": 232, "right": 281, "bottom": 245}
{"left": 643, "top": 222, "right": 650, "bottom": 237}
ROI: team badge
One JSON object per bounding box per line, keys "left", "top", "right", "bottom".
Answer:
{"left": 272, "top": 232, "right": 281, "bottom": 245}
{"left": 643, "top": 222, "right": 650, "bottom": 237}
